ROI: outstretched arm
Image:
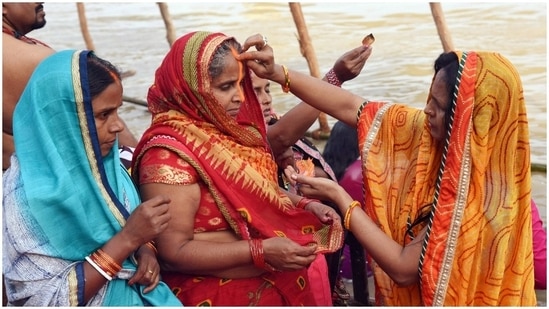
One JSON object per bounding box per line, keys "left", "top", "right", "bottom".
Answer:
{"left": 284, "top": 166, "right": 423, "bottom": 286}
{"left": 239, "top": 34, "right": 368, "bottom": 128}
{"left": 268, "top": 45, "right": 372, "bottom": 156}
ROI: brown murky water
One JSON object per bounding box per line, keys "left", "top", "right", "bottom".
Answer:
{"left": 35, "top": 2, "right": 546, "bottom": 223}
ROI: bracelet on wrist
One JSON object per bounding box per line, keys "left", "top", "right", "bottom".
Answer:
{"left": 325, "top": 68, "right": 342, "bottom": 87}
{"left": 343, "top": 200, "right": 361, "bottom": 230}
{"left": 249, "top": 239, "right": 266, "bottom": 269}
{"left": 295, "top": 197, "right": 321, "bottom": 209}
{"left": 145, "top": 241, "right": 158, "bottom": 255}
{"left": 85, "top": 256, "right": 112, "bottom": 281}
{"left": 86, "top": 249, "right": 122, "bottom": 281}
{"left": 249, "top": 239, "right": 280, "bottom": 272}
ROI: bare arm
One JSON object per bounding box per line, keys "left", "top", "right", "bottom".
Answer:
{"left": 268, "top": 45, "right": 371, "bottom": 156}
{"left": 267, "top": 102, "right": 321, "bottom": 156}
{"left": 83, "top": 195, "right": 172, "bottom": 301}
{"left": 2, "top": 34, "right": 55, "bottom": 136}
{"left": 140, "top": 182, "right": 260, "bottom": 277}
{"left": 239, "top": 34, "right": 368, "bottom": 128}
{"left": 140, "top": 180, "right": 320, "bottom": 277}
{"left": 2, "top": 35, "right": 54, "bottom": 170}
{"left": 285, "top": 167, "right": 423, "bottom": 285}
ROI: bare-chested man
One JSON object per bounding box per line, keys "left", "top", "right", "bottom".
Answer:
{"left": 2, "top": 2, "right": 137, "bottom": 170}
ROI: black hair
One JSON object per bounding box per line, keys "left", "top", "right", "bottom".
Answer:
{"left": 322, "top": 121, "right": 360, "bottom": 181}
{"left": 87, "top": 52, "right": 121, "bottom": 98}
{"left": 433, "top": 52, "right": 459, "bottom": 134}
{"left": 404, "top": 52, "right": 460, "bottom": 242}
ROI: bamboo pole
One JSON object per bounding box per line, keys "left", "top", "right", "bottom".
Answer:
{"left": 288, "top": 2, "right": 331, "bottom": 139}
{"left": 123, "top": 95, "right": 148, "bottom": 107}
{"left": 430, "top": 3, "right": 547, "bottom": 173}
{"left": 157, "top": 2, "right": 176, "bottom": 47}
{"left": 76, "top": 3, "right": 95, "bottom": 51}
{"left": 429, "top": 2, "right": 454, "bottom": 52}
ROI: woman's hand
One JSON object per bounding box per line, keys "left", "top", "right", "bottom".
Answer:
{"left": 284, "top": 166, "right": 338, "bottom": 201}
{"left": 120, "top": 195, "right": 172, "bottom": 251}
{"left": 274, "top": 146, "right": 296, "bottom": 170}
{"left": 128, "top": 244, "right": 161, "bottom": 293}
{"left": 238, "top": 34, "right": 282, "bottom": 83}
{"left": 333, "top": 45, "right": 372, "bottom": 83}
{"left": 305, "top": 200, "right": 341, "bottom": 225}
{"left": 284, "top": 166, "right": 352, "bottom": 210}
{"left": 262, "top": 237, "right": 318, "bottom": 271}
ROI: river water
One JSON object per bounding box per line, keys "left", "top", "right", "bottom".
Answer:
{"left": 34, "top": 2, "right": 546, "bottom": 224}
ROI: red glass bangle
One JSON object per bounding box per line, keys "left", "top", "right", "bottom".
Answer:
{"left": 249, "top": 239, "right": 265, "bottom": 269}
{"left": 296, "top": 197, "right": 321, "bottom": 209}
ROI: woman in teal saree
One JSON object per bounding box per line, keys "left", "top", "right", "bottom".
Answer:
{"left": 2, "top": 50, "right": 182, "bottom": 306}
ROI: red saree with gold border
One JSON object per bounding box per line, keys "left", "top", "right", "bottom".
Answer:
{"left": 132, "top": 31, "right": 342, "bottom": 306}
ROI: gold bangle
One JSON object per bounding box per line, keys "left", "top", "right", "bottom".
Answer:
{"left": 344, "top": 200, "right": 361, "bottom": 230}
{"left": 145, "top": 241, "right": 158, "bottom": 255}
{"left": 281, "top": 65, "right": 290, "bottom": 93}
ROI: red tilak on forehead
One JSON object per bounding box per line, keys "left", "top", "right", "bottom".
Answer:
{"left": 229, "top": 46, "right": 245, "bottom": 103}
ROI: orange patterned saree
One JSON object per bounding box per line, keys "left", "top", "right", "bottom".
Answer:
{"left": 357, "top": 51, "right": 536, "bottom": 305}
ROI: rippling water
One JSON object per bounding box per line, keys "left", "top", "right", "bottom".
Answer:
{"left": 34, "top": 2, "right": 546, "bottom": 222}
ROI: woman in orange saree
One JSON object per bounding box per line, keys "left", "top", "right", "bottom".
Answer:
{"left": 239, "top": 34, "right": 536, "bottom": 306}
{"left": 131, "top": 31, "right": 343, "bottom": 306}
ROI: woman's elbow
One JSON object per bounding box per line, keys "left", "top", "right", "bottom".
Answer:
{"left": 387, "top": 268, "right": 420, "bottom": 286}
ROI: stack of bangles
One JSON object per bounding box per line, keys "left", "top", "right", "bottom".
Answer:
{"left": 144, "top": 241, "right": 158, "bottom": 255}
{"left": 295, "top": 197, "right": 321, "bottom": 209}
{"left": 249, "top": 239, "right": 277, "bottom": 272}
{"left": 344, "top": 200, "right": 361, "bottom": 230}
{"left": 85, "top": 248, "right": 122, "bottom": 281}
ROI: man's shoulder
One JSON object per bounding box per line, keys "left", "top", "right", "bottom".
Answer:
{"left": 2, "top": 32, "right": 25, "bottom": 46}
{"left": 3, "top": 33, "right": 53, "bottom": 55}
{"left": 3, "top": 34, "right": 54, "bottom": 71}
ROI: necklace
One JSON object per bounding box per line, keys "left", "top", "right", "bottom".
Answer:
{"left": 2, "top": 25, "right": 50, "bottom": 47}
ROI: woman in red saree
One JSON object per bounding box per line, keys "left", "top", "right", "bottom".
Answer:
{"left": 240, "top": 34, "right": 536, "bottom": 306}
{"left": 131, "top": 31, "right": 343, "bottom": 306}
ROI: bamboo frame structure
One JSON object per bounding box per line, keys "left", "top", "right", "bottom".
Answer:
{"left": 157, "top": 2, "right": 176, "bottom": 47}
{"left": 76, "top": 2, "right": 95, "bottom": 51}
{"left": 430, "top": 2, "right": 454, "bottom": 52}
{"left": 76, "top": 2, "right": 456, "bottom": 137}
{"left": 288, "top": 2, "right": 332, "bottom": 140}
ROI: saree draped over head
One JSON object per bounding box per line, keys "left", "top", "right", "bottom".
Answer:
{"left": 131, "top": 31, "right": 343, "bottom": 306}
{"left": 356, "top": 51, "right": 535, "bottom": 306}
{"left": 2, "top": 50, "right": 182, "bottom": 306}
